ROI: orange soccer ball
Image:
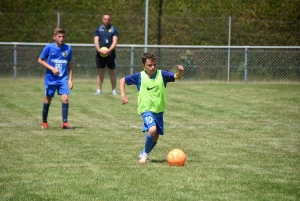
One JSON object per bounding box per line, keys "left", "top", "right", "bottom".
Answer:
{"left": 167, "top": 149, "right": 186, "bottom": 166}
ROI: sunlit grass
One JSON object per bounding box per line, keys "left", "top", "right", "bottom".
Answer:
{"left": 0, "top": 78, "right": 299, "bottom": 201}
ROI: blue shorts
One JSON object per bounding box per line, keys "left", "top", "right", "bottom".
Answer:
{"left": 141, "top": 111, "right": 164, "bottom": 135}
{"left": 45, "top": 83, "right": 70, "bottom": 97}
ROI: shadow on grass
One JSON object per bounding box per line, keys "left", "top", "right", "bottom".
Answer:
{"left": 72, "top": 126, "right": 84, "bottom": 129}
{"left": 151, "top": 159, "right": 167, "bottom": 163}
{"left": 60, "top": 126, "right": 84, "bottom": 130}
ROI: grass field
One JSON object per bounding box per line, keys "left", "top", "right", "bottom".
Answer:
{"left": 0, "top": 78, "right": 299, "bottom": 201}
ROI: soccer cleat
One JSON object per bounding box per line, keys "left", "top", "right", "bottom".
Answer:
{"left": 41, "top": 122, "right": 48, "bottom": 129}
{"left": 94, "top": 90, "right": 102, "bottom": 95}
{"left": 138, "top": 153, "right": 150, "bottom": 164}
{"left": 61, "top": 123, "right": 74, "bottom": 129}
{"left": 112, "top": 90, "right": 117, "bottom": 95}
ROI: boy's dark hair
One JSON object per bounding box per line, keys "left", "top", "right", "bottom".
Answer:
{"left": 54, "top": 27, "right": 65, "bottom": 35}
{"left": 142, "top": 52, "right": 157, "bottom": 64}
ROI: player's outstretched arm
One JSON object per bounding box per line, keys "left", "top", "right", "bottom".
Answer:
{"left": 120, "top": 77, "right": 129, "bottom": 105}
{"left": 174, "top": 64, "right": 184, "bottom": 80}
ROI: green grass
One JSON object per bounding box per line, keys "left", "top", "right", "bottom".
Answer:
{"left": 0, "top": 78, "right": 299, "bottom": 201}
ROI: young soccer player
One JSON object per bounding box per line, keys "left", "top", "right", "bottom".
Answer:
{"left": 38, "top": 27, "right": 73, "bottom": 129}
{"left": 120, "top": 52, "right": 184, "bottom": 164}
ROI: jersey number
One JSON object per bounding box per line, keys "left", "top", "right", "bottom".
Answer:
{"left": 145, "top": 116, "right": 154, "bottom": 125}
{"left": 55, "top": 64, "right": 63, "bottom": 76}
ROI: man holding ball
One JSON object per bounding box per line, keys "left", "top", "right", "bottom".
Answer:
{"left": 94, "top": 14, "right": 119, "bottom": 95}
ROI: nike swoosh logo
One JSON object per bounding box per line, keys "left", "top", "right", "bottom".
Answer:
{"left": 147, "top": 86, "right": 157, "bottom": 90}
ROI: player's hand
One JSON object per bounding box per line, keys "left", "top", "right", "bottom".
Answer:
{"left": 177, "top": 64, "right": 184, "bottom": 71}
{"left": 121, "top": 96, "right": 129, "bottom": 105}
{"left": 99, "top": 48, "right": 109, "bottom": 55}
{"left": 68, "top": 80, "right": 73, "bottom": 90}
{"left": 52, "top": 68, "right": 60, "bottom": 75}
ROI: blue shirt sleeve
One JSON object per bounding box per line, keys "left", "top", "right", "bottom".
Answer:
{"left": 125, "top": 72, "right": 141, "bottom": 85}
{"left": 161, "top": 70, "right": 175, "bottom": 86}
{"left": 68, "top": 45, "right": 72, "bottom": 61}
{"left": 94, "top": 27, "right": 100, "bottom": 37}
{"left": 113, "top": 28, "right": 119, "bottom": 37}
{"left": 39, "top": 44, "right": 50, "bottom": 60}
{"left": 125, "top": 72, "right": 141, "bottom": 91}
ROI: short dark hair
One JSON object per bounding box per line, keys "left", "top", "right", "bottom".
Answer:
{"left": 142, "top": 52, "right": 157, "bottom": 64}
{"left": 54, "top": 27, "right": 65, "bottom": 35}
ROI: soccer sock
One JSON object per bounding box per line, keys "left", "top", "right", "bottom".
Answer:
{"left": 42, "top": 103, "right": 50, "bottom": 122}
{"left": 62, "top": 103, "right": 69, "bottom": 123}
{"left": 141, "top": 141, "right": 157, "bottom": 154}
{"left": 150, "top": 141, "right": 157, "bottom": 152}
{"left": 144, "top": 133, "right": 154, "bottom": 154}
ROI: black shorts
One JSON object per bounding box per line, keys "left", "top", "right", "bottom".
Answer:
{"left": 95, "top": 52, "right": 117, "bottom": 69}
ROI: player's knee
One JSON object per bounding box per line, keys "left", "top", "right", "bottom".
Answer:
{"left": 148, "top": 126, "right": 157, "bottom": 136}
{"left": 108, "top": 69, "right": 115, "bottom": 75}
{"left": 61, "top": 95, "right": 68, "bottom": 103}
{"left": 44, "top": 97, "right": 52, "bottom": 104}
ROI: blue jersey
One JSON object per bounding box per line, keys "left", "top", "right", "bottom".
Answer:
{"left": 39, "top": 42, "right": 72, "bottom": 85}
{"left": 124, "top": 70, "right": 175, "bottom": 91}
{"left": 94, "top": 25, "right": 119, "bottom": 56}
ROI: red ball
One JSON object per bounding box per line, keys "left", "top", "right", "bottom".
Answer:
{"left": 167, "top": 149, "right": 186, "bottom": 166}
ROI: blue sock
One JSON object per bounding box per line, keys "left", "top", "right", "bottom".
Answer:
{"left": 144, "top": 133, "right": 154, "bottom": 154}
{"left": 42, "top": 103, "right": 50, "bottom": 122}
{"left": 151, "top": 141, "right": 157, "bottom": 152}
{"left": 62, "top": 103, "right": 69, "bottom": 123}
{"left": 141, "top": 141, "right": 158, "bottom": 155}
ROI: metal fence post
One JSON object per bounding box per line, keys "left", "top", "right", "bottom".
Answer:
{"left": 227, "top": 16, "right": 231, "bottom": 82}
{"left": 144, "top": 0, "right": 149, "bottom": 53}
{"left": 244, "top": 47, "right": 248, "bottom": 83}
{"left": 57, "top": 10, "right": 60, "bottom": 27}
{"left": 130, "top": 46, "right": 134, "bottom": 75}
{"left": 14, "top": 44, "right": 17, "bottom": 79}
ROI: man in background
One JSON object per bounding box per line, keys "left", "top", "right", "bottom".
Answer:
{"left": 94, "top": 14, "right": 119, "bottom": 95}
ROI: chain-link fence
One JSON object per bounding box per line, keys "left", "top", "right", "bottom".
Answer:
{"left": 0, "top": 43, "right": 299, "bottom": 83}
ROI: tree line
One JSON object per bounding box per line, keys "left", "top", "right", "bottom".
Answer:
{"left": 0, "top": 0, "right": 299, "bottom": 45}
